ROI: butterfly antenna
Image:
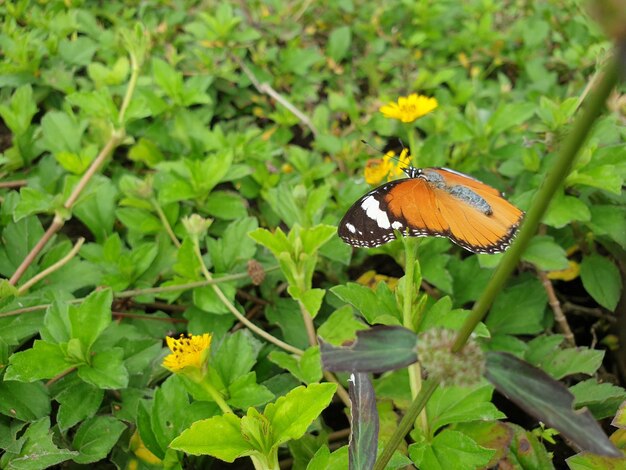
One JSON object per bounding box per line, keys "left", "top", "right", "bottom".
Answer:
{"left": 360, "top": 139, "right": 408, "bottom": 166}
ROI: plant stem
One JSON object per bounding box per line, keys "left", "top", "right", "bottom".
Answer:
{"left": 192, "top": 240, "right": 304, "bottom": 356}
{"left": 9, "top": 47, "right": 142, "bottom": 287}
{"left": 0, "top": 269, "right": 277, "bottom": 318}
{"left": 151, "top": 198, "right": 182, "bottom": 248}
{"left": 9, "top": 215, "right": 65, "bottom": 285}
{"left": 401, "top": 236, "right": 428, "bottom": 431}
{"left": 452, "top": 55, "right": 620, "bottom": 352}
{"left": 298, "top": 300, "right": 318, "bottom": 346}
{"left": 17, "top": 238, "right": 85, "bottom": 294}
{"left": 201, "top": 380, "right": 233, "bottom": 414}
{"left": 373, "top": 380, "right": 438, "bottom": 470}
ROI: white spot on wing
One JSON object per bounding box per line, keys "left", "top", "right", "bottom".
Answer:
{"left": 346, "top": 223, "right": 356, "bottom": 234}
{"left": 361, "top": 196, "right": 390, "bottom": 229}
{"left": 391, "top": 221, "right": 403, "bottom": 230}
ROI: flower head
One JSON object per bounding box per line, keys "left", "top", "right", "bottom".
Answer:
{"left": 379, "top": 93, "right": 438, "bottom": 123}
{"left": 364, "top": 148, "right": 411, "bottom": 185}
{"left": 163, "top": 333, "right": 212, "bottom": 374}
{"left": 417, "top": 328, "right": 484, "bottom": 387}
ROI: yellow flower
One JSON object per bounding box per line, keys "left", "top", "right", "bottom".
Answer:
{"left": 379, "top": 93, "right": 438, "bottom": 123}
{"left": 162, "top": 333, "right": 212, "bottom": 373}
{"left": 546, "top": 260, "right": 580, "bottom": 282}
{"left": 364, "top": 148, "right": 411, "bottom": 185}
{"left": 356, "top": 270, "right": 399, "bottom": 291}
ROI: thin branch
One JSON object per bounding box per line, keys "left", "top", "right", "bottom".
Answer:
{"left": 323, "top": 370, "right": 351, "bottom": 408}
{"left": 17, "top": 238, "right": 85, "bottom": 295}
{"left": 9, "top": 215, "right": 65, "bottom": 285}
{"left": 230, "top": 53, "right": 318, "bottom": 136}
{"left": 151, "top": 198, "right": 181, "bottom": 248}
{"left": 112, "top": 311, "right": 187, "bottom": 323}
{"left": 193, "top": 241, "right": 304, "bottom": 356}
{"left": 0, "top": 179, "right": 28, "bottom": 189}
{"left": 538, "top": 271, "right": 576, "bottom": 347}
{"left": 1, "top": 270, "right": 269, "bottom": 318}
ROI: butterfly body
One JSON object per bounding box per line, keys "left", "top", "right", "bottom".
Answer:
{"left": 338, "top": 167, "right": 523, "bottom": 254}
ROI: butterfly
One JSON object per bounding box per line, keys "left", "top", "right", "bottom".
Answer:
{"left": 338, "top": 166, "right": 524, "bottom": 253}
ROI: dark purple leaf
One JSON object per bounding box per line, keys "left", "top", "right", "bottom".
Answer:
{"left": 349, "top": 373, "right": 378, "bottom": 470}
{"left": 320, "top": 326, "right": 418, "bottom": 373}
{"left": 485, "top": 351, "right": 621, "bottom": 457}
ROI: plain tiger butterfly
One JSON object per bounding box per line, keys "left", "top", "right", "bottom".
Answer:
{"left": 338, "top": 166, "right": 524, "bottom": 254}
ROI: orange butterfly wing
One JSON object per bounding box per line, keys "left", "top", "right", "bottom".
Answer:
{"left": 338, "top": 167, "right": 523, "bottom": 253}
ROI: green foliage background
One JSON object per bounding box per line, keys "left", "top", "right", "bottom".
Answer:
{"left": 0, "top": 0, "right": 625, "bottom": 468}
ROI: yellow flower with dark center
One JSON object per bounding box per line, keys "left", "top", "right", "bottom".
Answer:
{"left": 364, "top": 148, "right": 411, "bottom": 185}
{"left": 162, "top": 333, "right": 212, "bottom": 373}
{"left": 379, "top": 93, "right": 438, "bottom": 123}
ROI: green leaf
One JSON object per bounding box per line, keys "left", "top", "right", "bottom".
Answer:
{"left": 525, "top": 335, "right": 604, "bottom": 379}
{"left": 327, "top": 26, "right": 352, "bottom": 62}
{"left": 5, "top": 341, "right": 70, "bottom": 381}
{"left": 265, "top": 383, "right": 337, "bottom": 447}
{"left": 72, "top": 416, "right": 126, "bottom": 464}
{"left": 299, "top": 288, "right": 326, "bottom": 318}
{"left": 73, "top": 177, "right": 118, "bottom": 241}
{"left": 0, "top": 216, "right": 44, "bottom": 279}
{"left": 269, "top": 347, "right": 322, "bottom": 384}
{"left": 0, "top": 418, "right": 76, "bottom": 469}
{"left": 321, "top": 326, "right": 418, "bottom": 373}
{"left": 205, "top": 191, "right": 248, "bottom": 220}
{"left": 331, "top": 282, "right": 402, "bottom": 325}
{"left": 0, "top": 84, "right": 37, "bottom": 135}
{"left": 580, "top": 254, "right": 622, "bottom": 310}
{"left": 307, "top": 445, "right": 331, "bottom": 470}
{"left": 213, "top": 330, "right": 263, "bottom": 387}
{"left": 587, "top": 205, "right": 626, "bottom": 248}
{"left": 13, "top": 187, "right": 56, "bottom": 221}
{"left": 128, "top": 138, "right": 165, "bottom": 167}
{"left": 349, "top": 372, "right": 378, "bottom": 470}
{"left": 453, "top": 421, "right": 513, "bottom": 468}
{"left": 40, "top": 111, "right": 85, "bottom": 155}
{"left": 543, "top": 192, "right": 590, "bottom": 228}
{"left": 69, "top": 289, "right": 113, "bottom": 352}
{"left": 152, "top": 58, "right": 184, "bottom": 102}
{"left": 77, "top": 348, "right": 129, "bottom": 389}
{"left": 56, "top": 380, "right": 104, "bottom": 431}
{"left": 426, "top": 383, "right": 504, "bottom": 434}
{"left": 567, "top": 165, "right": 623, "bottom": 194}
{"left": 193, "top": 280, "right": 237, "bottom": 314}
{"left": 58, "top": 36, "right": 97, "bottom": 66}
{"left": 0, "top": 381, "right": 50, "bottom": 421}
{"left": 115, "top": 207, "right": 161, "bottom": 234}
{"left": 227, "top": 372, "right": 274, "bottom": 409}
{"left": 570, "top": 379, "right": 626, "bottom": 420}
{"left": 487, "top": 102, "right": 535, "bottom": 134}
{"left": 170, "top": 413, "right": 254, "bottom": 460}
{"left": 485, "top": 351, "right": 620, "bottom": 457}
{"left": 265, "top": 299, "right": 309, "bottom": 350}
{"left": 249, "top": 227, "right": 292, "bottom": 257}
{"left": 418, "top": 296, "right": 489, "bottom": 338}
{"left": 522, "top": 236, "right": 569, "bottom": 271}
{"left": 207, "top": 217, "right": 258, "bottom": 272}
{"left": 486, "top": 277, "right": 547, "bottom": 335}
{"left": 317, "top": 305, "right": 367, "bottom": 346}
{"left": 409, "top": 429, "right": 495, "bottom": 470}
{"left": 300, "top": 225, "right": 336, "bottom": 254}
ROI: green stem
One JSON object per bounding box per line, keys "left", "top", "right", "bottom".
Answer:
{"left": 401, "top": 237, "right": 427, "bottom": 431}
{"left": 201, "top": 380, "right": 233, "bottom": 414}
{"left": 151, "top": 198, "right": 181, "bottom": 248}
{"left": 192, "top": 240, "right": 304, "bottom": 356}
{"left": 374, "top": 380, "right": 438, "bottom": 470}
{"left": 452, "top": 55, "right": 620, "bottom": 352}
